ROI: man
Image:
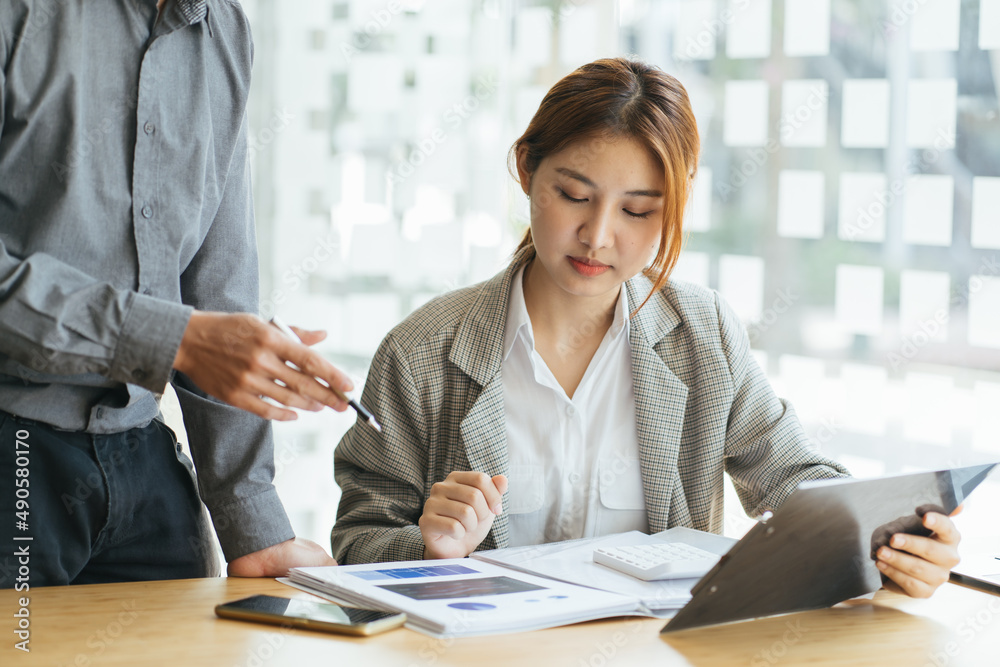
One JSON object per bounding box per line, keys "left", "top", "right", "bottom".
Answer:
{"left": 0, "top": 0, "right": 348, "bottom": 586}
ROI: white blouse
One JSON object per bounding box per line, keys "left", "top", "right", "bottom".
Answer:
{"left": 501, "top": 267, "right": 648, "bottom": 547}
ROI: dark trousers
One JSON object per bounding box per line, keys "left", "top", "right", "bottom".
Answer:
{"left": 0, "top": 410, "right": 219, "bottom": 587}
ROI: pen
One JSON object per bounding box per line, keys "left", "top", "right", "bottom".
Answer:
{"left": 269, "top": 316, "right": 382, "bottom": 433}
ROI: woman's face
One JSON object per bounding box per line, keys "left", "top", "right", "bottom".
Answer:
{"left": 518, "top": 135, "right": 665, "bottom": 305}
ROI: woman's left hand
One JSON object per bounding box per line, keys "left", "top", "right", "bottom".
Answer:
{"left": 875, "top": 511, "right": 961, "bottom": 598}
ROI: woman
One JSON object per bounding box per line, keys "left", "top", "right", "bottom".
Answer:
{"left": 332, "top": 58, "right": 959, "bottom": 598}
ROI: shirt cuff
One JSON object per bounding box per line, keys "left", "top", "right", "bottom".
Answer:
{"left": 110, "top": 292, "right": 193, "bottom": 392}
{"left": 209, "top": 487, "right": 296, "bottom": 562}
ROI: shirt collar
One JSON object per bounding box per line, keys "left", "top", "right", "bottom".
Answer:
{"left": 154, "top": 0, "right": 210, "bottom": 38}
{"left": 175, "top": 0, "right": 208, "bottom": 24}
{"left": 502, "top": 265, "right": 631, "bottom": 362}
{"left": 611, "top": 283, "right": 631, "bottom": 339}
{"left": 502, "top": 266, "right": 533, "bottom": 362}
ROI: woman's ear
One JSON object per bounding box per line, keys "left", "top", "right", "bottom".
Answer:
{"left": 515, "top": 145, "right": 532, "bottom": 197}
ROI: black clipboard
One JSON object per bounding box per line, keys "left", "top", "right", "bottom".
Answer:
{"left": 661, "top": 463, "right": 998, "bottom": 633}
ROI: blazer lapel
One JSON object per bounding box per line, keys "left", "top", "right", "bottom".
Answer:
{"left": 448, "top": 258, "right": 688, "bottom": 545}
{"left": 626, "top": 277, "right": 689, "bottom": 534}
{"left": 450, "top": 247, "right": 533, "bottom": 550}
{"left": 459, "top": 374, "right": 510, "bottom": 549}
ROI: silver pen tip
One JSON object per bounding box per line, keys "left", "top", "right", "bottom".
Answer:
{"left": 369, "top": 418, "right": 383, "bottom": 433}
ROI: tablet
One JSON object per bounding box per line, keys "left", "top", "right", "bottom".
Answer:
{"left": 661, "top": 463, "right": 998, "bottom": 633}
{"left": 950, "top": 538, "right": 1000, "bottom": 596}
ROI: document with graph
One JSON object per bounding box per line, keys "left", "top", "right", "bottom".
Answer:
{"left": 285, "top": 558, "right": 639, "bottom": 637}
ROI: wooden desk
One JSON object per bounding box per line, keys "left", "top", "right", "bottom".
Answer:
{"left": 2, "top": 577, "right": 998, "bottom": 666}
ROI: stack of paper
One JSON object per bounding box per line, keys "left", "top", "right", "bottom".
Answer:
{"left": 284, "top": 528, "right": 737, "bottom": 637}
{"left": 286, "top": 558, "right": 637, "bottom": 637}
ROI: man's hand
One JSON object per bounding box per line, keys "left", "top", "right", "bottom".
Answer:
{"left": 876, "top": 510, "right": 961, "bottom": 598}
{"left": 420, "top": 472, "right": 508, "bottom": 559}
{"left": 227, "top": 537, "right": 337, "bottom": 577}
{"left": 173, "top": 311, "right": 353, "bottom": 421}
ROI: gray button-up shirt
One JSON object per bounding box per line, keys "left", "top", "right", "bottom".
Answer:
{"left": 0, "top": 0, "right": 293, "bottom": 560}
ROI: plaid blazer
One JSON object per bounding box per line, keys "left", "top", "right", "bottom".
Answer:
{"left": 331, "top": 248, "right": 849, "bottom": 564}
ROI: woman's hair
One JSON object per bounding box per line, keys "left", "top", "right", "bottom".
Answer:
{"left": 509, "top": 57, "right": 700, "bottom": 313}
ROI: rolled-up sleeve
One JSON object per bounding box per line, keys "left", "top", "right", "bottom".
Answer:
{"left": 718, "top": 294, "right": 850, "bottom": 516}
{"left": 332, "top": 334, "right": 429, "bottom": 565}
{"left": 172, "top": 110, "right": 293, "bottom": 561}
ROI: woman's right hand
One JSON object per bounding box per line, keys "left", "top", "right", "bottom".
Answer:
{"left": 419, "top": 471, "right": 508, "bottom": 559}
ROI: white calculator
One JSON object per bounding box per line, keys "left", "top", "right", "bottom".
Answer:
{"left": 593, "top": 542, "right": 721, "bottom": 581}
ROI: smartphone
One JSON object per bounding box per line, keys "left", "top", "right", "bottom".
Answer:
{"left": 215, "top": 595, "right": 406, "bottom": 636}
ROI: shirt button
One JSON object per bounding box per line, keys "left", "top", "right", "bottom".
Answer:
{"left": 132, "top": 369, "right": 147, "bottom": 382}
{"left": 95, "top": 407, "right": 104, "bottom": 419}
{"left": 144, "top": 121, "right": 155, "bottom": 135}
{"left": 141, "top": 205, "right": 153, "bottom": 218}
{"left": 566, "top": 405, "right": 576, "bottom": 417}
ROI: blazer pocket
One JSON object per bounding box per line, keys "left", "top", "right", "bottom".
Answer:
{"left": 506, "top": 463, "right": 546, "bottom": 514}
{"left": 598, "top": 457, "right": 646, "bottom": 510}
